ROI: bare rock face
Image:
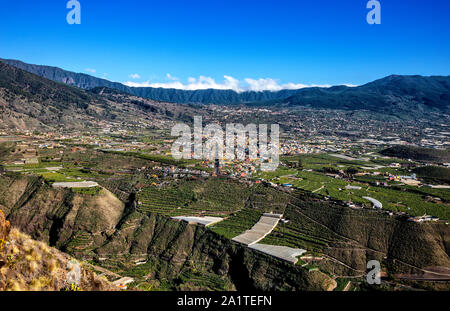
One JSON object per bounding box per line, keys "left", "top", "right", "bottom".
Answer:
{"left": 0, "top": 209, "right": 10, "bottom": 241}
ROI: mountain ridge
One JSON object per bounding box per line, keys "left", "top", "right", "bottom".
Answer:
{"left": 2, "top": 58, "right": 449, "bottom": 113}
{"left": 0, "top": 58, "right": 301, "bottom": 104}
{"left": 0, "top": 58, "right": 449, "bottom": 120}
{"left": 0, "top": 61, "right": 202, "bottom": 130}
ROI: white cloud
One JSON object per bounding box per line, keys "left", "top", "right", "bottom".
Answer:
{"left": 124, "top": 75, "right": 242, "bottom": 92}
{"left": 129, "top": 73, "right": 141, "bottom": 79}
{"left": 245, "top": 78, "right": 285, "bottom": 92}
{"left": 244, "top": 79, "right": 334, "bottom": 91}
{"left": 122, "top": 75, "right": 355, "bottom": 92}
{"left": 281, "top": 82, "right": 313, "bottom": 90}
{"left": 85, "top": 68, "right": 96, "bottom": 73}
{"left": 166, "top": 73, "right": 178, "bottom": 81}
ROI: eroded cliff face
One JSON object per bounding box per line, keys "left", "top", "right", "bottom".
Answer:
{"left": 94, "top": 212, "right": 334, "bottom": 291}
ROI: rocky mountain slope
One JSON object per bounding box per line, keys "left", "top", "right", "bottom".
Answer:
{"left": 0, "top": 209, "right": 116, "bottom": 291}
{"left": 278, "top": 75, "right": 450, "bottom": 118}
{"left": 2, "top": 59, "right": 449, "bottom": 117}
{"left": 0, "top": 58, "right": 301, "bottom": 104}
{"left": 0, "top": 62, "right": 203, "bottom": 130}
{"left": 0, "top": 173, "right": 448, "bottom": 291}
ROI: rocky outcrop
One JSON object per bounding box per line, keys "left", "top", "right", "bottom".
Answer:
{"left": 3, "top": 195, "right": 115, "bottom": 291}
{"left": 0, "top": 227, "right": 117, "bottom": 291}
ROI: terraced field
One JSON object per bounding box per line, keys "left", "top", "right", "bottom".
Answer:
{"left": 210, "top": 208, "right": 263, "bottom": 239}
{"left": 137, "top": 178, "right": 251, "bottom": 217}
{"left": 210, "top": 184, "right": 293, "bottom": 239}
{"left": 65, "top": 230, "right": 94, "bottom": 252}
{"left": 245, "top": 184, "right": 291, "bottom": 213}
{"left": 257, "top": 166, "right": 450, "bottom": 220}
{"left": 260, "top": 203, "right": 342, "bottom": 252}
{"left": 137, "top": 186, "right": 195, "bottom": 216}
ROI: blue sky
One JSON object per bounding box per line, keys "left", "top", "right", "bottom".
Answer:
{"left": 0, "top": 0, "right": 449, "bottom": 91}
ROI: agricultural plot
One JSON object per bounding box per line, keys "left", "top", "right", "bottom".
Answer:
{"left": 210, "top": 209, "right": 263, "bottom": 239}
{"left": 260, "top": 203, "right": 346, "bottom": 252}
{"left": 137, "top": 178, "right": 251, "bottom": 217}
{"left": 4, "top": 162, "right": 63, "bottom": 172}
{"left": 40, "top": 172, "right": 80, "bottom": 183}
{"left": 257, "top": 166, "right": 449, "bottom": 220}
{"left": 102, "top": 150, "right": 202, "bottom": 168}
{"left": 248, "top": 244, "right": 307, "bottom": 264}
{"left": 137, "top": 186, "right": 194, "bottom": 216}
{"left": 172, "top": 216, "right": 224, "bottom": 227}
{"left": 232, "top": 214, "right": 281, "bottom": 246}
{"left": 52, "top": 181, "right": 99, "bottom": 189}
{"left": 59, "top": 168, "right": 110, "bottom": 180}
{"left": 72, "top": 186, "right": 102, "bottom": 196}
{"left": 4, "top": 150, "right": 102, "bottom": 181}
{"left": 282, "top": 153, "right": 410, "bottom": 176}
{"left": 6, "top": 149, "right": 121, "bottom": 190}
{"left": 246, "top": 184, "right": 291, "bottom": 213}
{"left": 38, "top": 168, "right": 106, "bottom": 185}
{"left": 402, "top": 185, "right": 450, "bottom": 202}
{"left": 281, "top": 153, "right": 369, "bottom": 170}
{"left": 174, "top": 270, "right": 233, "bottom": 291}
{"left": 65, "top": 230, "right": 94, "bottom": 252}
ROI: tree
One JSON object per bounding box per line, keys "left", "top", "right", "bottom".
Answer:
{"left": 192, "top": 193, "right": 198, "bottom": 202}
{"left": 346, "top": 167, "right": 359, "bottom": 176}
{"left": 323, "top": 166, "right": 338, "bottom": 174}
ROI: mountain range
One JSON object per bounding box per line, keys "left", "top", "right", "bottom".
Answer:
{"left": 279, "top": 74, "right": 450, "bottom": 116}
{"left": 0, "top": 58, "right": 300, "bottom": 105}
{"left": 0, "top": 58, "right": 449, "bottom": 126}
{"left": 1, "top": 58, "right": 449, "bottom": 116}
{"left": 0, "top": 61, "right": 201, "bottom": 130}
